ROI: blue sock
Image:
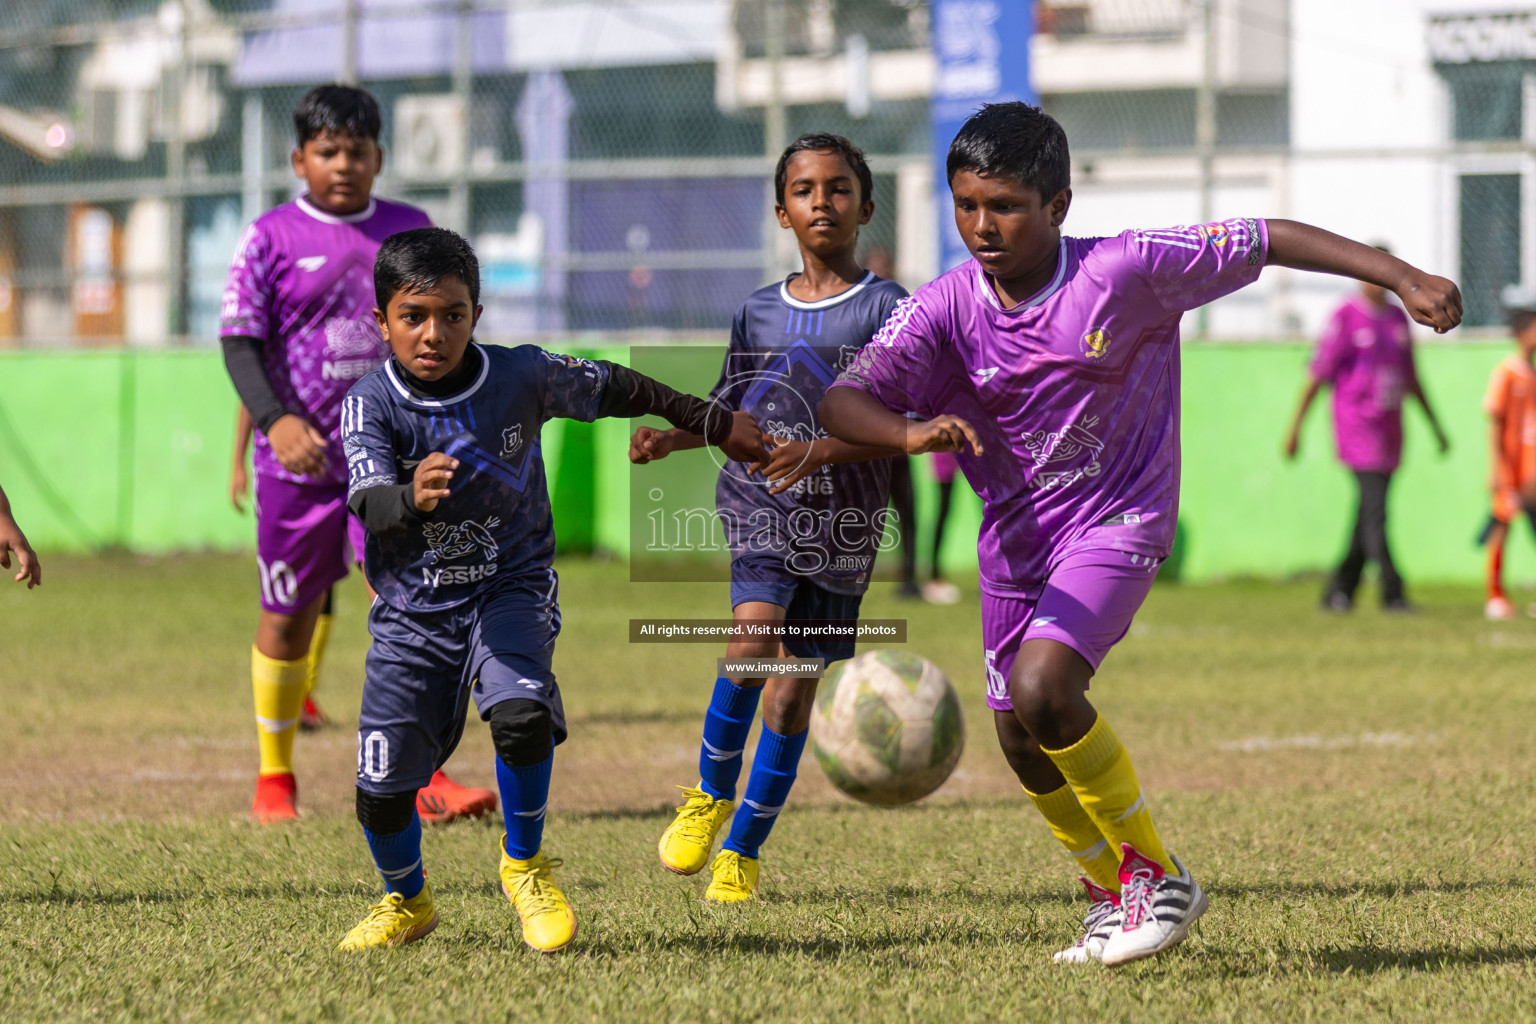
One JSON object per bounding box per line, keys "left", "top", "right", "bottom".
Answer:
{"left": 364, "top": 811, "right": 425, "bottom": 899}
{"left": 699, "top": 677, "right": 761, "bottom": 801}
{"left": 722, "top": 726, "right": 807, "bottom": 859}
{"left": 496, "top": 750, "right": 552, "bottom": 860}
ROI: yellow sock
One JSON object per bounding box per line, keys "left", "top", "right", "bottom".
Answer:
{"left": 252, "top": 647, "right": 308, "bottom": 776}
{"left": 305, "top": 613, "right": 333, "bottom": 696}
{"left": 1022, "top": 782, "right": 1122, "bottom": 892}
{"left": 1042, "top": 715, "right": 1174, "bottom": 874}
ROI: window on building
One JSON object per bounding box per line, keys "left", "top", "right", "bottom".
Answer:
{"left": 1459, "top": 173, "right": 1521, "bottom": 328}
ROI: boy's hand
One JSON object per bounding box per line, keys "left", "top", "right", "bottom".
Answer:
{"left": 1283, "top": 429, "right": 1301, "bottom": 460}
{"left": 229, "top": 460, "right": 250, "bottom": 513}
{"left": 0, "top": 519, "right": 40, "bottom": 589}
{"left": 413, "top": 453, "right": 457, "bottom": 512}
{"left": 267, "top": 414, "right": 330, "bottom": 477}
{"left": 763, "top": 437, "right": 823, "bottom": 495}
{"left": 720, "top": 410, "right": 770, "bottom": 472}
{"left": 629, "top": 426, "right": 676, "bottom": 464}
{"left": 1396, "top": 272, "right": 1463, "bottom": 334}
{"left": 904, "top": 415, "right": 984, "bottom": 456}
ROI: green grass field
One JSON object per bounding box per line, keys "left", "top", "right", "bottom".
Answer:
{"left": 3, "top": 554, "right": 1535, "bottom": 1022}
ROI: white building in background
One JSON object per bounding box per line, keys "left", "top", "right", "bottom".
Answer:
{"left": 725, "top": 0, "right": 1533, "bottom": 337}
{"left": 1042, "top": 0, "right": 1535, "bottom": 336}
{"left": 2, "top": 0, "right": 1528, "bottom": 344}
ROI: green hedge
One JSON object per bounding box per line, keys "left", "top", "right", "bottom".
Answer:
{"left": 0, "top": 342, "right": 1524, "bottom": 584}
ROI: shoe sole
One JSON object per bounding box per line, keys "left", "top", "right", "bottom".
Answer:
{"left": 1101, "top": 888, "right": 1208, "bottom": 967}
{"left": 500, "top": 881, "right": 578, "bottom": 953}
{"left": 419, "top": 796, "right": 497, "bottom": 826}
{"left": 657, "top": 835, "right": 708, "bottom": 876}
{"left": 394, "top": 911, "right": 439, "bottom": 947}
{"left": 249, "top": 810, "right": 299, "bottom": 824}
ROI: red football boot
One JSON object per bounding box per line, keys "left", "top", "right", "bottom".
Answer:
{"left": 251, "top": 772, "right": 299, "bottom": 823}
{"left": 299, "top": 695, "right": 332, "bottom": 732}
{"left": 416, "top": 770, "right": 498, "bottom": 825}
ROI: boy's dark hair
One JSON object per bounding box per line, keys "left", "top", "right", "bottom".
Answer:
{"left": 374, "top": 227, "right": 481, "bottom": 310}
{"left": 293, "top": 84, "right": 382, "bottom": 147}
{"left": 775, "top": 132, "right": 874, "bottom": 207}
{"left": 946, "top": 102, "right": 1071, "bottom": 202}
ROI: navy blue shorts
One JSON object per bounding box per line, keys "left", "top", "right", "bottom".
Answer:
{"left": 729, "top": 555, "right": 864, "bottom": 663}
{"left": 356, "top": 569, "right": 566, "bottom": 795}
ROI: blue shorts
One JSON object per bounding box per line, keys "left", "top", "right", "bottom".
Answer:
{"left": 729, "top": 555, "right": 864, "bottom": 663}
{"left": 356, "top": 569, "right": 566, "bottom": 794}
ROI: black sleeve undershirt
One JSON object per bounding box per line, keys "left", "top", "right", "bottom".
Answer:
{"left": 597, "top": 362, "right": 731, "bottom": 446}
{"left": 220, "top": 335, "right": 289, "bottom": 433}
{"left": 346, "top": 483, "right": 422, "bottom": 537}
{"left": 347, "top": 354, "right": 729, "bottom": 539}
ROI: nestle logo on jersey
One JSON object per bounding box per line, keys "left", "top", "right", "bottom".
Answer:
{"left": 323, "top": 318, "right": 384, "bottom": 380}
{"left": 423, "top": 563, "right": 498, "bottom": 587}
{"left": 421, "top": 517, "right": 501, "bottom": 588}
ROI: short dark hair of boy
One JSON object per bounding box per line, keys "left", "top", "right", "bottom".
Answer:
{"left": 774, "top": 132, "right": 874, "bottom": 207}
{"left": 293, "top": 84, "right": 383, "bottom": 147}
{"left": 374, "top": 227, "right": 481, "bottom": 310}
{"left": 946, "top": 101, "right": 1071, "bottom": 202}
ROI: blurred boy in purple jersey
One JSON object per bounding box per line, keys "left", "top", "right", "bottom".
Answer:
{"left": 221, "top": 84, "right": 493, "bottom": 824}
{"left": 632, "top": 134, "right": 905, "bottom": 902}
{"left": 1283, "top": 250, "right": 1449, "bottom": 613}
{"left": 822, "top": 102, "right": 1462, "bottom": 967}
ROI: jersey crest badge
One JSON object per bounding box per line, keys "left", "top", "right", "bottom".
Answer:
{"left": 296, "top": 255, "right": 328, "bottom": 272}
{"left": 1081, "top": 327, "right": 1112, "bottom": 361}
{"left": 500, "top": 425, "right": 525, "bottom": 460}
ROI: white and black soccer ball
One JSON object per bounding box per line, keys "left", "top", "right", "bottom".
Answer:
{"left": 810, "top": 650, "right": 965, "bottom": 807}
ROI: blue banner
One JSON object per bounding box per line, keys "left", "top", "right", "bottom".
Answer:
{"left": 931, "top": 0, "right": 1037, "bottom": 272}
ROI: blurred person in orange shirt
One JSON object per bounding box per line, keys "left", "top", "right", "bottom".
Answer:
{"left": 1480, "top": 285, "right": 1536, "bottom": 619}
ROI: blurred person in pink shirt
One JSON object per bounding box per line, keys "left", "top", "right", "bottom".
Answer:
{"left": 1284, "top": 249, "right": 1449, "bottom": 612}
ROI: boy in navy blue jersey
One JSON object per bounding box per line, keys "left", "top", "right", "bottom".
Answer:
{"left": 631, "top": 134, "right": 906, "bottom": 901}
{"left": 337, "top": 228, "right": 766, "bottom": 952}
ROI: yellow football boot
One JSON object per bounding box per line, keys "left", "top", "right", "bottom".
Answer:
{"left": 499, "top": 842, "right": 578, "bottom": 953}
{"left": 704, "top": 849, "right": 758, "bottom": 903}
{"left": 337, "top": 885, "right": 438, "bottom": 950}
{"left": 657, "top": 785, "right": 734, "bottom": 875}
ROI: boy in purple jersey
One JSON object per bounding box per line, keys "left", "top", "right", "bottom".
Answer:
{"left": 822, "top": 103, "right": 1462, "bottom": 967}
{"left": 221, "top": 84, "right": 493, "bottom": 824}
{"left": 632, "top": 134, "right": 905, "bottom": 901}
{"left": 1284, "top": 247, "right": 1449, "bottom": 613}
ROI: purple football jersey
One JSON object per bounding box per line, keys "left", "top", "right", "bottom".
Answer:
{"left": 221, "top": 195, "right": 431, "bottom": 486}
{"left": 834, "top": 218, "right": 1268, "bottom": 596}
{"left": 1308, "top": 294, "right": 1417, "bottom": 473}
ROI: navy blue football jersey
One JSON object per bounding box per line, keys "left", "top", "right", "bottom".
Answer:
{"left": 342, "top": 343, "right": 606, "bottom": 612}
{"left": 711, "top": 272, "right": 908, "bottom": 594}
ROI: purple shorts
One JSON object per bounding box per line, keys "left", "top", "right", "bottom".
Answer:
{"left": 981, "top": 548, "right": 1162, "bottom": 711}
{"left": 254, "top": 473, "right": 366, "bottom": 614}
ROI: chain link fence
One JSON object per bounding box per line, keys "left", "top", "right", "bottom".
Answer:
{"left": 0, "top": 0, "right": 1527, "bottom": 347}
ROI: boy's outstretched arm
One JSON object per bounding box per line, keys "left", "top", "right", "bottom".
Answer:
{"left": 1265, "top": 220, "right": 1463, "bottom": 333}
{"left": 819, "top": 387, "right": 983, "bottom": 456}
{"left": 629, "top": 426, "right": 707, "bottom": 464}
{"left": 0, "top": 483, "right": 40, "bottom": 589}
{"left": 601, "top": 363, "right": 768, "bottom": 469}
{"left": 762, "top": 435, "right": 904, "bottom": 494}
